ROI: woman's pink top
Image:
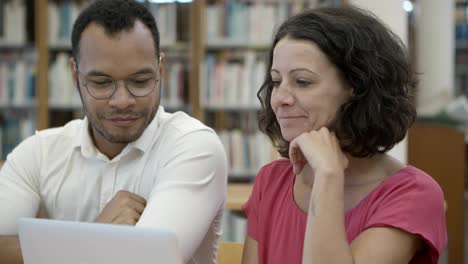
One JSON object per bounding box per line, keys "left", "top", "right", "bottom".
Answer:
{"left": 243, "top": 159, "right": 447, "bottom": 264}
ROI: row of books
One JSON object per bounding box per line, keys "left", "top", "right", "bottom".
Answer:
{"left": 456, "top": 2, "right": 468, "bottom": 47}
{"left": 48, "top": 52, "right": 186, "bottom": 109}
{"left": 205, "top": 0, "right": 341, "bottom": 46}
{"left": 148, "top": 2, "right": 178, "bottom": 46}
{"left": 455, "top": 68, "right": 468, "bottom": 96}
{"left": 48, "top": 53, "right": 80, "bottom": 108}
{"left": 222, "top": 210, "right": 247, "bottom": 242}
{"left": 48, "top": 0, "right": 81, "bottom": 48}
{"left": 0, "top": 53, "right": 36, "bottom": 107}
{"left": 48, "top": 1, "right": 183, "bottom": 48}
{"left": 0, "top": 0, "right": 26, "bottom": 46}
{"left": 456, "top": 23, "right": 468, "bottom": 48}
{"left": 218, "top": 129, "right": 279, "bottom": 180}
{"left": 201, "top": 52, "right": 266, "bottom": 109}
{"left": 0, "top": 110, "right": 36, "bottom": 160}
{"left": 161, "top": 60, "right": 187, "bottom": 109}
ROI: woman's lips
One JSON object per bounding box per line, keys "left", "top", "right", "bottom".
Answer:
{"left": 278, "top": 116, "right": 304, "bottom": 119}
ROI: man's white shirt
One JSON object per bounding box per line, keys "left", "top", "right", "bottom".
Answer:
{"left": 0, "top": 107, "right": 228, "bottom": 264}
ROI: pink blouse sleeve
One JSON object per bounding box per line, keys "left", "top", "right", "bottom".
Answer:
{"left": 242, "top": 171, "right": 264, "bottom": 241}
{"left": 364, "top": 171, "right": 447, "bottom": 263}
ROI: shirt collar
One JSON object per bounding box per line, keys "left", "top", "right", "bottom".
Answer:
{"left": 126, "top": 106, "right": 163, "bottom": 153}
{"left": 73, "top": 116, "right": 98, "bottom": 159}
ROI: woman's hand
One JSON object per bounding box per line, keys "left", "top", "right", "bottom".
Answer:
{"left": 289, "top": 127, "right": 348, "bottom": 178}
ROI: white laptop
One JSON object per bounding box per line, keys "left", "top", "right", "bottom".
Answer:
{"left": 17, "top": 217, "right": 183, "bottom": 264}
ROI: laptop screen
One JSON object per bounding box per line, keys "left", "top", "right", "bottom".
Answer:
{"left": 18, "top": 218, "right": 183, "bottom": 264}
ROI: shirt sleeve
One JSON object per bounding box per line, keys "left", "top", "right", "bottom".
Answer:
{"left": 364, "top": 172, "right": 447, "bottom": 263}
{"left": 0, "top": 134, "right": 41, "bottom": 235}
{"left": 136, "top": 129, "right": 227, "bottom": 263}
{"left": 242, "top": 169, "right": 263, "bottom": 241}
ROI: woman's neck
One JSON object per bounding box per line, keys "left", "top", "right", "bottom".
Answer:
{"left": 296, "top": 153, "right": 405, "bottom": 190}
{"left": 345, "top": 154, "right": 405, "bottom": 186}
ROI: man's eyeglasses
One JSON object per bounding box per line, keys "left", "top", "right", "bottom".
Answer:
{"left": 76, "top": 69, "right": 159, "bottom": 100}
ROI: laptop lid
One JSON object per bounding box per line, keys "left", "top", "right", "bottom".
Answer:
{"left": 18, "top": 218, "right": 183, "bottom": 264}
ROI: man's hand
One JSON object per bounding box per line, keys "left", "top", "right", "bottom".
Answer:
{"left": 95, "top": 190, "right": 146, "bottom": 225}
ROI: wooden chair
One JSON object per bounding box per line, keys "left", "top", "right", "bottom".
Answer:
{"left": 217, "top": 242, "right": 244, "bottom": 264}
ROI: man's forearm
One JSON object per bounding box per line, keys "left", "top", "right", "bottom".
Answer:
{"left": 0, "top": 236, "right": 23, "bottom": 264}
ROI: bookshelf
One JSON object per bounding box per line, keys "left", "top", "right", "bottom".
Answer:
{"left": 198, "top": 0, "right": 344, "bottom": 183}
{"left": 198, "top": 0, "right": 345, "bottom": 242}
{"left": 48, "top": 1, "right": 195, "bottom": 127}
{"left": 0, "top": 0, "right": 37, "bottom": 159}
{"left": 455, "top": 0, "right": 468, "bottom": 97}
{"left": 0, "top": 0, "right": 200, "bottom": 158}
{"left": 1, "top": 0, "right": 345, "bottom": 173}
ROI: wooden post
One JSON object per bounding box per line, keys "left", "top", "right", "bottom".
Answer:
{"left": 408, "top": 123, "right": 465, "bottom": 264}
{"left": 35, "top": 0, "right": 49, "bottom": 130}
{"left": 189, "top": 0, "right": 205, "bottom": 121}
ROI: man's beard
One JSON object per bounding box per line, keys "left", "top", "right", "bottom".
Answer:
{"left": 87, "top": 105, "right": 158, "bottom": 144}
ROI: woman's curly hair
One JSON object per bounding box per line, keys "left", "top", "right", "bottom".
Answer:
{"left": 258, "top": 6, "right": 417, "bottom": 158}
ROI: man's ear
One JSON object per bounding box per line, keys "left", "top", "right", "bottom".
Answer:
{"left": 159, "top": 52, "right": 166, "bottom": 78}
{"left": 70, "top": 57, "right": 78, "bottom": 86}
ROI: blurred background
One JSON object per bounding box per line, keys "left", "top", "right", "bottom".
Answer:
{"left": 0, "top": 0, "right": 466, "bottom": 263}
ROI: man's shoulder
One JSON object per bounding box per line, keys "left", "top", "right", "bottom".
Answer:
{"left": 34, "top": 119, "right": 83, "bottom": 147}
{"left": 36, "top": 119, "right": 82, "bottom": 138}
{"left": 158, "top": 110, "right": 213, "bottom": 136}
{"left": 6, "top": 119, "right": 83, "bottom": 165}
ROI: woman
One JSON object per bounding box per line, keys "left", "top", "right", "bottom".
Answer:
{"left": 242, "top": 6, "right": 447, "bottom": 264}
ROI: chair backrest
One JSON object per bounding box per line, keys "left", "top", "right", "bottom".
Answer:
{"left": 217, "top": 242, "right": 244, "bottom": 264}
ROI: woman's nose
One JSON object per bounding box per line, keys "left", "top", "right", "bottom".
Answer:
{"left": 273, "top": 83, "right": 295, "bottom": 105}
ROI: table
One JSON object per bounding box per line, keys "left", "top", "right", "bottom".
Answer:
{"left": 226, "top": 183, "right": 253, "bottom": 211}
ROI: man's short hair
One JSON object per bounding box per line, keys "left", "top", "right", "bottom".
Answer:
{"left": 71, "top": 0, "right": 160, "bottom": 62}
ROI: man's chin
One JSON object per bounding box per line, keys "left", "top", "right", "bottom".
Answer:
{"left": 102, "top": 131, "right": 144, "bottom": 144}
{"left": 109, "top": 136, "right": 140, "bottom": 144}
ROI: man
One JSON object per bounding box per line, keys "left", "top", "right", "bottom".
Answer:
{"left": 0, "top": 1, "right": 227, "bottom": 263}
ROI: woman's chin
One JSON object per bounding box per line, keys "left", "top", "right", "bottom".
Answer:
{"left": 282, "top": 130, "right": 305, "bottom": 142}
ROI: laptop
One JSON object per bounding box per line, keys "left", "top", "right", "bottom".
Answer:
{"left": 17, "top": 217, "right": 183, "bottom": 264}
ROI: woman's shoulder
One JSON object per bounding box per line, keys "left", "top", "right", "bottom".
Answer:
{"left": 252, "top": 158, "right": 294, "bottom": 193}
{"left": 379, "top": 166, "right": 444, "bottom": 198}
{"left": 362, "top": 165, "right": 446, "bottom": 216}
{"left": 256, "top": 158, "right": 293, "bottom": 181}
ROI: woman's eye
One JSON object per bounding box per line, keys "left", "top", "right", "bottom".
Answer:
{"left": 296, "top": 79, "right": 311, "bottom": 87}
{"left": 271, "top": 80, "right": 281, "bottom": 88}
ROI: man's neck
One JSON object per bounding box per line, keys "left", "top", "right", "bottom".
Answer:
{"left": 90, "top": 128, "right": 127, "bottom": 160}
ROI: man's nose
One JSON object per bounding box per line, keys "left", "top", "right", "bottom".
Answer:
{"left": 108, "top": 81, "right": 136, "bottom": 109}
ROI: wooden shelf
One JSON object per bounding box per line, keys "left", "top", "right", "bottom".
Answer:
{"left": 227, "top": 183, "right": 253, "bottom": 211}
{"left": 161, "top": 42, "right": 190, "bottom": 51}
{"left": 0, "top": 44, "right": 35, "bottom": 50}
{"left": 456, "top": 40, "right": 468, "bottom": 50}
{"left": 206, "top": 40, "right": 270, "bottom": 50}
{"left": 0, "top": 100, "right": 37, "bottom": 109}
{"left": 203, "top": 104, "right": 260, "bottom": 112}
{"left": 48, "top": 101, "right": 83, "bottom": 111}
